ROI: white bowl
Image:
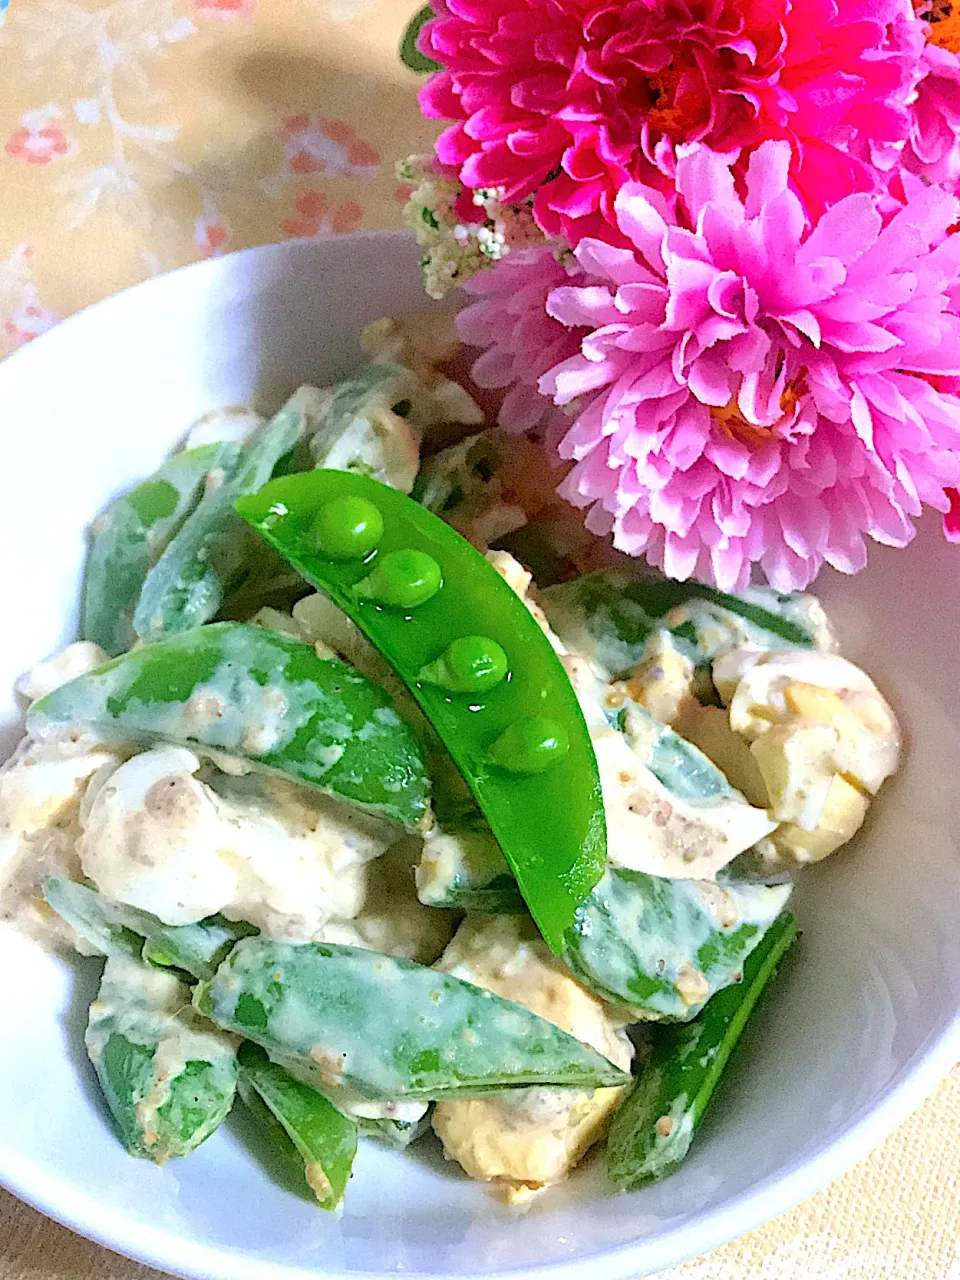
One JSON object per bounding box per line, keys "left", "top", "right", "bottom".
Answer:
{"left": 1, "top": 232, "right": 959, "bottom": 1280}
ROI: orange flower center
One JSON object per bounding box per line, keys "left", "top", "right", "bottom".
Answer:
{"left": 647, "top": 55, "right": 709, "bottom": 139}
{"left": 710, "top": 383, "right": 801, "bottom": 447}
{"left": 915, "top": 0, "right": 960, "bottom": 53}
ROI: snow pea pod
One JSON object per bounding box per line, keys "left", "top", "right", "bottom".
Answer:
{"left": 238, "top": 1043, "right": 357, "bottom": 1210}
{"left": 134, "top": 390, "right": 319, "bottom": 643}
{"left": 541, "top": 570, "right": 831, "bottom": 679}
{"left": 562, "top": 867, "right": 792, "bottom": 1022}
{"left": 309, "top": 363, "right": 422, "bottom": 493}
{"left": 27, "top": 622, "right": 430, "bottom": 829}
{"left": 612, "top": 700, "right": 737, "bottom": 803}
{"left": 44, "top": 878, "right": 145, "bottom": 962}
{"left": 194, "top": 937, "right": 630, "bottom": 1104}
{"left": 139, "top": 916, "right": 258, "bottom": 983}
{"left": 44, "top": 878, "right": 255, "bottom": 980}
{"left": 236, "top": 471, "right": 605, "bottom": 952}
{"left": 606, "top": 911, "right": 798, "bottom": 1187}
{"left": 82, "top": 442, "right": 240, "bottom": 657}
{"left": 86, "top": 956, "right": 238, "bottom": 1162}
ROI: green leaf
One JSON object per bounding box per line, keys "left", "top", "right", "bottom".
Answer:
{"left": 400, "top": 5, "right": 438, "bottom": 73}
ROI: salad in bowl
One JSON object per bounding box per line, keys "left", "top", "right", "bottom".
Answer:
{"left": 0, "top": 304, "right": 901, "bottom": 1212}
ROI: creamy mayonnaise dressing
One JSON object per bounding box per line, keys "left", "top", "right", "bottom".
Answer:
{"left": 77, "top": 745, "right": 393, "bottom": 937}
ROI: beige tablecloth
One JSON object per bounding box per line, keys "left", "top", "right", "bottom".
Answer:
{"left": 1, "top": 2, "right": 958, "bottom": 1276}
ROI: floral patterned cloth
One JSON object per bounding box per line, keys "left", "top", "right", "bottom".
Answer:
{"left": 0, "top": 2, "right": 958, "bottom": 1276}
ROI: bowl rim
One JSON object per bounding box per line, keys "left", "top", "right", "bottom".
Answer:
{"left": 1, "top": 235, "right": 957, "bottom": 1280}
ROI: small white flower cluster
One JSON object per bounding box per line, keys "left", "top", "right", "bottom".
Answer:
{"left": 397, "top": 155, "right": 545, "bottom": 298}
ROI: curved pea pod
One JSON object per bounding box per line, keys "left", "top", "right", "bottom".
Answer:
{"left": 606, "top": 912, "right": 798, "bottom": 1188}
{"left": 44, "top": 878, "right": 256, "bottom": 980}
{"left": 82, "top": 443, "right": 240, "bottom": 657}
{"left": 86, "top": 956, "right": 238, "bottom": 1162}
{"left": 597, "top": 700, "right": 776, "bottom": 880}
{"left": 194, "top": 937, "right": 630, "bottom": 1105}
{"left": 415, "top": 823, "right": 525, "bottom": 913}
{"left": 238, "top": 1073, "right": 310, "bottom": 1191}
{"left": 236, "top": 471, "right": 605, "bottom": 952}
{"left": 614, "top": 700, "right": 744, "bottom": 803}
{"left": 27, "top": 622, "right": 430, "bottom": 829}
{"left": 238, "top": 1043, "right": 357, "bottom": 1209}
{"left": 43, "top": 878, "right": 145, "bottom": 962}
{"left": 562, "top": 867, "right": 792, "bottom": 1023}
{"left": 133, "top": 390, "right": 322, "bottom": 644}
{"left": 541, "top": 570, "right": 833, "bottom": 679}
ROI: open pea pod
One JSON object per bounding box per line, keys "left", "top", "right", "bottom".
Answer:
{"left": 238, "top": 1043, "right": 357, "bottom": 1210}
{"left": 541, "top": 570, "right": 831, "bottom": 678}
{"left": 236, "top": 471, "right": 605, "bottom": 952}
{"left": 27, "top": 622, "right": 430, "bottom": 829}
{"left": 82, "top": 442, "right": 240, "bottom": 657}
{"left": 44, "top": 878, "right": 256, "bottom": 980}
{"left": 195, "top": 937, "right": 629, "bottom": 1105}
{"left": 86, "top": 956, "right": 238, "bottom": 1162}
{"left": 607, "top": 912, "right": 798, "bottom": 1187}
{"left": 562, "top": 867, "right": 792, "bottom": 1022}
{"left": 134, "top": 390, "right": 321, "bottom": 644}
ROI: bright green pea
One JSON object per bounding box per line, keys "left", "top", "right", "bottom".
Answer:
{"left": 312, "top": 495, "right": 384, "bottom": 561}
{"left": 489, "top": 716, "right": 570, "bottom": 774}
{"left": 356, "top": 549, "right": 442, "bottom": 609}
{"left": 418, "top": 635, "right": 508, "bottom": 694}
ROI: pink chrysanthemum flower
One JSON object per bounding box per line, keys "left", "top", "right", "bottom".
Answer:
{"left": 903, "top": 39, "right": 960, "bottom": 187}
{"left": 457, "top": 246, "right": 588, "bottom": 439}
{"left": 528, "top": 141, "right": 960, "bottom": 590}
{"left": 420, "top": 0, "right": 921, "bottom": 248}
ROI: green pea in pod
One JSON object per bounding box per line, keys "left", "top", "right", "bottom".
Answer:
{"left": 236, "top": 470, "right": 606, "bottom": 953}
{"left": 44, "top": 878, "right": 256, "bottom": 981}
{"left": 606, "top": 911, "right": 799, "bottom": 1187}
{"left": 541, "top": 569, "right": 833, "bottom": 679}
{"left": 562, "top": 867, "right": 792, "bottom": 1023}
{"left": 86, "top": 956, "right": 238, "bottom": 1162}
{"left": 27, "top": 622, "right": 431, "bottom": 830}
{"left": 82, "top": 442, "right": 240, "bottom": 657}
{"left": 195, "top": 937, "right": 630, "bottom": 1105}
{"left": 237, "top": 1043, "right": 357, "bottom": 1210}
